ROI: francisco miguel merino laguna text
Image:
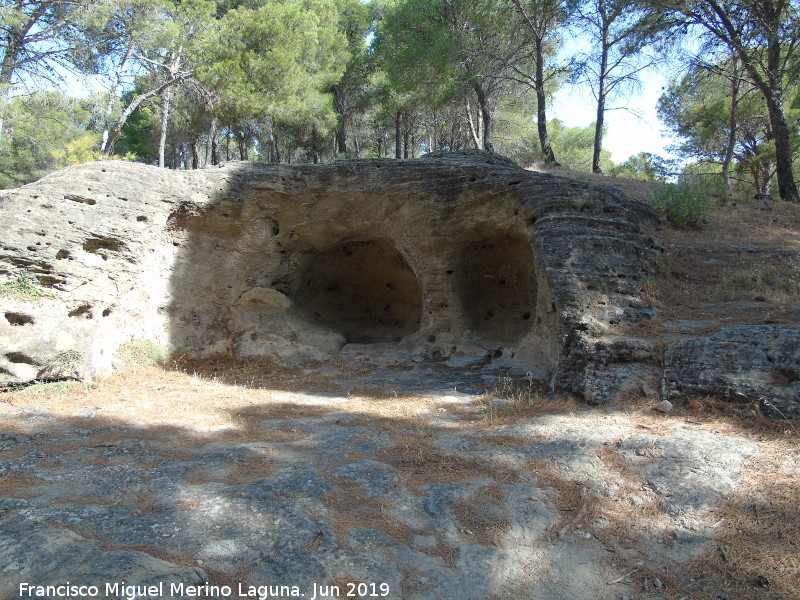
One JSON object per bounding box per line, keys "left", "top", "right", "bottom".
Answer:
{"left": 19, "top": 581, "right": 391, "bottom": 600}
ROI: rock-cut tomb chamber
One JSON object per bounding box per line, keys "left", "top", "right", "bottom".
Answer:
{"left": 0, "top": 151, "right": 661, "bottom": 404}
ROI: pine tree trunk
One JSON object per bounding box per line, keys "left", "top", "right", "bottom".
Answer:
{"left": 592, "top": 36, "right": 608, "bottom": 174}
{"left": 237, "top": 131, "right": 247, "bottom": 160}
{"left": 722, "top": 58, "right": 740, "bottom": 192}
{"left": 473, "top": 82, "right": 493, "bottom": 152}
{"left": 395, "top": 111, "right": 402, "bottom": 159}
{"left": 102, "top": 72, "right": 193, "bottom": 155}
{"left": 0, "top": 32, "right": 19, "bottom": 145}
{"left": 466, "top": 97, "right": 481, "bottom": 149}
{"left": 332, "top": 85, "right": 347, "bottom": 155}
{"left": 765, "top": 88, "right": 799, "bottom": 202}
{"left": 728, "top": 14, "right": 799, "bottom": 202}
{"left": 535, "top": 38, "right": 557, "bottom": 164}
{"left": 0, "top": 6, "right": 43, "bottom": 144}
{"left": 210, "top": 119, "right": 219, "bottom": 165}
{"left": 158, "top": 86, "right": 172, "bottom": 168}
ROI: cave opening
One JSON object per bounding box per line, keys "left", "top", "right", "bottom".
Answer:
{"left": 292, "top": 240, "right": 422, "bottom": 343}
{"left": 456, "top": 232, "right": 538, "bottom": 342}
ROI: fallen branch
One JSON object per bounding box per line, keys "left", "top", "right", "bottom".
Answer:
{"left": 607, "top": 568, "right": 639, "bottom": 585}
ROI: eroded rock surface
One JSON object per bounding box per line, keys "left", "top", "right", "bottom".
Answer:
{"left": 0, "top": 363, "right": 764, "bottom": 600}
{"left": 662, "top": 325, "right": 800, "bottom": 417}
{"left": 0, "top": 151, "right": 660, "bottom": 404}
{"left": 0, "top": 513, "right": 208, "bottom": 599}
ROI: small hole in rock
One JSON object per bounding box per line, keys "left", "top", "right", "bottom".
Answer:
{"left": 68, "top": 304, "right": 93, "bottom": 319}
{"left": 5, "top": 352, "right": 38, "bottom": 365}
{"left": 83, "top": 237, "right": 124, "bottom": 254}
{"left": 4, "top": 312, "right": 34, "bottom": 326}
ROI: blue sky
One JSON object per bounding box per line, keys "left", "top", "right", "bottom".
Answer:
{"left": 551, "top": 69, "right": 678, "bottom": 164}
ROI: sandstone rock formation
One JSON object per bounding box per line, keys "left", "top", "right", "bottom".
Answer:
{"left": 0, "top": 150, "right": 661, "bottom": 404}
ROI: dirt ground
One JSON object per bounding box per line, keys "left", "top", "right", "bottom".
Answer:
{"left": 1, "top": 177, "right": 799, "bottom": 600}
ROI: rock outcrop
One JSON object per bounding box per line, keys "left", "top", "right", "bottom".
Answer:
{"left": 663, "top": 325, "right": 800, "bottom": 417}
{"left": 0, "top": 151, "right": 661, "bottom": 404}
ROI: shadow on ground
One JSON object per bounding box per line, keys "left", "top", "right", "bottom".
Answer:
{"left": 2, "top": 360, "right": 793, "bottom": 600}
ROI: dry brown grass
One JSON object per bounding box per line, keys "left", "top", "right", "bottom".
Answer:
{"left": 426, "top": 536, "right": 459, "bottom": 569}
{"left": 375, "top": 432, "right": 510, "bottom": 491}
{"left": 479, "top": 433, "right": 531, "bottom": 448}
{"left": 45, "top": 520, "right": 199, "bottom": 573}
{"left": 473, "top": 376, "right": 581, "bottom": 427}
{"left": 119, "top": 492, "right": 165, "bottom": 517}
{"left": 223, "top": 454, "right": 277, "bottom": 486}
{"left": 0, "top": 474, "right": 42, "bottom": 498}
{"left": 450, "top": 485, "right": 511, "bottom": 546}
{"left": 0, "top": 445, "right": 31, "bottom": 460}
{"left": 399, "top": 567, "right": 435, "bottom": 596}
{"left": 605, "top": 188, "right": 800, "bottom": 340}
{"left": 322, "top": 480, "right": 418, "bottom": 547}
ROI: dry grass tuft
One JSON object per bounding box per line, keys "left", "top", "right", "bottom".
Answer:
{"left": 119, "top": 492, "right": 165, "bottom": 517}
{"left": 322, "top": 480, "right": 417, "bottom": 547}
{"left": 328, "top": 576, "right": 368, "bottom": 599}
{"left": 223, "top": 454, "right": 277, "bottom": 486}
{"left": 376, "top": 432, "right": 502, "bottom": 490}
{"left": 475, "top": 374, "right": 579, "bottom": 427}
{"left": 450, "top": 488, "right": 511, "bottom": 546}
{"left": 167, "top": 354, "right": 343, "bottom": 395}
{"left": 479, "top": 433, "right": 531, "bottom": 448}
{"left": 116, "top": 339, "right": 165, "bottom": 367}
{"left": 680, "top": 395, "right": 800, "bottom": 437}
{"left": 2, "top": 380, "right": 91, "bottom": 403}
{"left": 0, "top": 474, "right": 42, "bottom": 498}
{"left": 426, "top": 536, "right": 459, "bottom": 569}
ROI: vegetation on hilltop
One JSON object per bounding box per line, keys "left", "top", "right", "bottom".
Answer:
{"left": 0, "top": 0, "right": 798, "bottom": 201}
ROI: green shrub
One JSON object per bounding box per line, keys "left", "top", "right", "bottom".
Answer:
{"left": 116, "top": 339, "right": 165, "bottom": 367}
{"left": 0, "top": 272, "right": 53, "bottom": 302}
{"left": 650, "top": 180, "right": 716, "bottom": 229}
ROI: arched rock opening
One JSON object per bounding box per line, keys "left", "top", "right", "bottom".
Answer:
{"left": 456, "top": 232, "right": 538, "bottom": 342}
{"left": 292, "top": 240, "right": 422, "bottom": 344}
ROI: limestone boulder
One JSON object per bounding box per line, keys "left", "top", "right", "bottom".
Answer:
{"left": 0, "top": 150, "right": 661, "bottom": 403}
{"left": 662, "top": 325, "right": 800, "bottom": 417}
